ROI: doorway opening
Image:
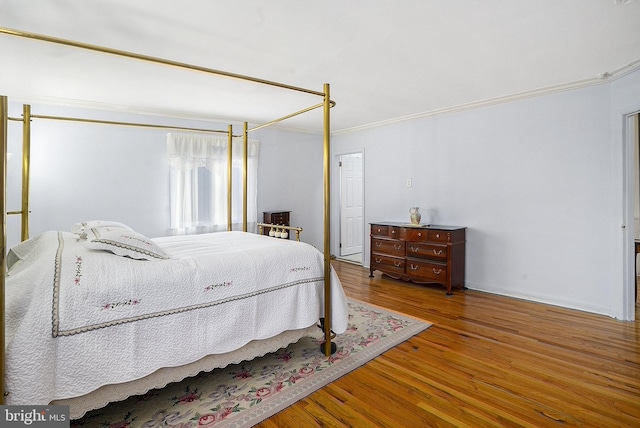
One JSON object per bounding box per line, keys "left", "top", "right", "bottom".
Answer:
{"left": 338, "top": 151, "right": 364, "bottom": 265}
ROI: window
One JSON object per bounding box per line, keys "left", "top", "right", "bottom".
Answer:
{"left": 167, "top": 133, "right": 259, "bottom": 234}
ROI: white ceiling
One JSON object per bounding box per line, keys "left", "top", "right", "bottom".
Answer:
{"left": 1, "top": 0, "right": 640, "bottom": 133}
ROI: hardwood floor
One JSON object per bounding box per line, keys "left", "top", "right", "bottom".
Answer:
{"left": 258, "top": 260, "right": 640, "bottom": 427}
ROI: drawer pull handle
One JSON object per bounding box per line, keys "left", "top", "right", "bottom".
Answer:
{"left": 375, "top": 258, "right": 382, "bottom": 264}
{"left": 394, "top": 261, "right": 401, "bottom": 267}
{"left": 375, "top": 242, "right": 382, "bottom": 247}
{"left": 433, "top": 268, "right": 442, "bottom": 274}
{"left": 391, "top": 230, "right": 395, "bottom": 234}
{"left": 394, "top": 244, "right": 402, "bottom": 250}
{"left": 435, "top": 233, "right": 441, "bottom": 238}
{"left": 433, "top": 249, "right": 443, "bottom": 255}
{"left": 418, "top": 232, "right": 422, "bottom": 237}
{"left": 410, "top": 264, "right": 419, "bottom": 271}
{"left": 376, "top": 228, "right": 382, "bottom": 233}
{"left": 409, "top": 246, "right": 419, "bottom": 253}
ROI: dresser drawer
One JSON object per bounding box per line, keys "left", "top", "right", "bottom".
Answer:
{"left": 427, "top": 230, "right": 451, "bottom": 243}
{"left": 406, "top": 259, "right": 447, "bottom": 282}
{"left": 269, "top": 213, "right": 289, "bottom": 224}
{"left": 388, "top": 226, "right": 402, "bottom": 238}
{"left": 372, "top": 238, "right": 405, "bottom": 257}
{"left": 403, "top": 228, "right": 429, "bottom": 241}
{"left": 406, "top": 242, "right": 447, "bottom": 261}
{"left": 371, "top": 225, "right": 388, "bottom": 236}
{"left": 371, "top": 254, "right": 405, "bottom": 275}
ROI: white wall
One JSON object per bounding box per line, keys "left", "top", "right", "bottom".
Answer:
{"left": 253, "top": 127, "right": 326, "bottom": 249}
{"left": 333, "top": 67, "right": 640, "bottom": 320}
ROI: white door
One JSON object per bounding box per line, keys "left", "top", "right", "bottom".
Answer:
{"left": 340, "top": 152, "right": 363, "bottom": 256}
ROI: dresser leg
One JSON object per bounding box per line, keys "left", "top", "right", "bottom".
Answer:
{"left": 369, "top": 270, "right": 374, "bottom": 278}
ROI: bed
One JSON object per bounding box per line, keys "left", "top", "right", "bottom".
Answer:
{"left": 5, "top": 225, "right": 348, "bottom": 418}
{"left": 0, "top": 27, "right": 339, "bottom": 418}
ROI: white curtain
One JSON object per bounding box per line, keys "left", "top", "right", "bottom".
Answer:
{"left": 167, "top": 132, "right": 259, "bottom": 235}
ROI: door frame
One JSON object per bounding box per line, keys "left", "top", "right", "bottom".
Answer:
{"left": 623, "top": 111, "right": 639, "bottom": 321}
{"left": 333, "top": 149, "right": 365, "bottom": 264}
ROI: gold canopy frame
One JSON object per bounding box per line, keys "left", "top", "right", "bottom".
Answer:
{"left": 0, "top": 27, "right": 336, "bottom": 403}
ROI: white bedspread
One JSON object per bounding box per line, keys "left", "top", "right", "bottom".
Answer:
{"left": 5, "top": 231, "right": 348, "bottom": 406}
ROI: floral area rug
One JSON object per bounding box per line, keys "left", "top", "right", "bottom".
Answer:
{"left": 70, "top": 299, "right": 431, "bottom": 428}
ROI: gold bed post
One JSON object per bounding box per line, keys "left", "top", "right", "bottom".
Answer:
{"left": 227, "top": 125, "right": 233, "bottom": 231}
{"left": 243, "top": 122, "right": 248, "bottom": 232}
{"left": 1, "top": 95, "right": 8, "bottom": 403}
{"left": 323, "top": 83, "right": 332, "bottom": 357}
{"left": 21, "top": 104, "right": 30, "bottom": 241}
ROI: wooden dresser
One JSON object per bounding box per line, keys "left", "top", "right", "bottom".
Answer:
{"left": 369, "top": 222, "right": 466, "bottom": 294}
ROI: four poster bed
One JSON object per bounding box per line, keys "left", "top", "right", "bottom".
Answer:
{"left": 0, "top": 27, "right": 344, "bottom": 419}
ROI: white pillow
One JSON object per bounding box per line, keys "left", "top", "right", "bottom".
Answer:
{"left": 83, "top": 226, "right": 169, "bottom": 261}
{"left": 72, "top": 220, "right": 133, "bottom": 238}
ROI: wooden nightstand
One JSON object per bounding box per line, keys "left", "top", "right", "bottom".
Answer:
{"left": 262, "top": 211, "right": 291, "bottom": 239}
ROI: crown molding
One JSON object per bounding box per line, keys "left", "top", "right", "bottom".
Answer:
{"left": 333, "top": 57, "right": 640, "bottom": 136}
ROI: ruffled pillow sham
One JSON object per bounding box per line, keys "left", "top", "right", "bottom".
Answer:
{"left": 82, "top": 225, "right": 169, "bottom": 261}
{"left": 71, "top": 220, "right": 133, "bottom": 239}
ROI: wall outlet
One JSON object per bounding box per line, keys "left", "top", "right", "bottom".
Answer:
{"left": 406, "top": 179, "right": 412, "bottom": 187}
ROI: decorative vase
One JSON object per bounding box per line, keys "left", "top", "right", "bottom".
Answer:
{"left": 409, "top": 207, "right": 421, "bottom": 225}
{"left": 274, "top": 228, "right": 282, "bottom": 238}
{"left": 280, "top": 229, "right": 288, "bottom": 239}
{"left": 269, "top": 227, "right": 276, "bottom": 237}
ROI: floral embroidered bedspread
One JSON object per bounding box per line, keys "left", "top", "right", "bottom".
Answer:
{"left": 5, "top": 231, "right": 348, "bottom": 406}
